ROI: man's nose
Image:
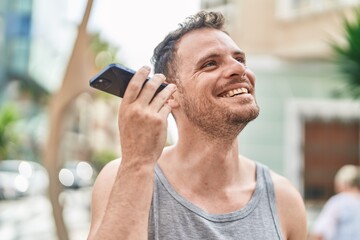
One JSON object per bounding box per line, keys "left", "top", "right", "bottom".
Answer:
{"left": 224, "top": 59, "right": 247, "bottom": 79}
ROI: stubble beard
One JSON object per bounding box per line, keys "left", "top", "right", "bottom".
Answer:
{"left": 180, "top": 91, "right": 260, "bottom": 141}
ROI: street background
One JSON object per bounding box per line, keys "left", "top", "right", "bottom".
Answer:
{"left": 1, "top": 0, "right": 359, "bottom": 239}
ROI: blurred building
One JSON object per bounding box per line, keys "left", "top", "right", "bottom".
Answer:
{"left": 2, "top": 0, "right": 359, "bottom": 203}
{"left": 0, "top": 0, "right": 95, "bottom": 164}
{"left": 0, "top": 0, "right": 46, "bottom": 162}
{"left": 0, "top": 0, "right": 32, "bottom": 93}
{"left": 202, "top": 0, "right": 360, "bottom": 203}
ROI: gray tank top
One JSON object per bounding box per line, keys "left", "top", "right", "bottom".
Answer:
{"left": 148, "top": 162, "right": 284, "bottom": 240}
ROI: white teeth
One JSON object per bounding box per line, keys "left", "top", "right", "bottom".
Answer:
{"left": 221, "top": 88, "right": 248, "bottom": 97}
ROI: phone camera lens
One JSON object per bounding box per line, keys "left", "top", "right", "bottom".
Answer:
{"left": 94, "top": 78, "right": 112, "bottom": 90}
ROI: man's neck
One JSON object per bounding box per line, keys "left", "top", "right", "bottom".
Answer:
{"left": 158, "top": 133, "right": 251, "bottom": 193}
{"left": 158, "top": 135, "right": 257, "bottom": 214}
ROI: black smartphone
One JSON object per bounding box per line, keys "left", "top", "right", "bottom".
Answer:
{"left": 89, "top": 63, "right": 167, "bottom": 98}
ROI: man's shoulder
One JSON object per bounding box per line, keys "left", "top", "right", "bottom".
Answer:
{"left": 102, "top": 158, "right": 121, "bottom": 174}
{"left": 92, "top": 158, "right": 121, "bottom": 194}
{"left": 268, "top": 168, "right": 307, "bottom": 239}
{"left": 249, "top": 160, "right": 301, "bottom": 199}
{"left": 269, "top": 169, "right": 302, "bottom": 201}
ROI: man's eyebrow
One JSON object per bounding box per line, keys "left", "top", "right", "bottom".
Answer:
{"left": 196, "top": 50, "right": 246, "bottom": 65}
{"left": 233, "top": 50, "right": 246, "bottom": 57}
{"left": 196, "top": 53, "right": 221, "bottom": 65}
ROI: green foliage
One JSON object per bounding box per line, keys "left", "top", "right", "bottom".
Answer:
{"left": 0, "top": 104, "right": 20, "bottom": 160}
{"left": 90, "top": 33, "right": 124, "bottom": 69}
{"left": 331, "top": 8, "right": 360, "bottom": 99}
{"left": 91, "top": 149, "right": 118, "bottom": 172}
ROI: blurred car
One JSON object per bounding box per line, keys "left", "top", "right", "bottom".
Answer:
{"left": 58, "top": 160, "right": 96, "bottom": 189}
{"left": 0, "top": 160, "right": 49, "bottom": 200}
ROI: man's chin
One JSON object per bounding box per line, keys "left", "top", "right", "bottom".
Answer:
{"left": 230, "top": 105, "right": 260, "bottom": 125}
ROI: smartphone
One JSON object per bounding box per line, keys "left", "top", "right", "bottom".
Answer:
{"left": 89, "top": 63, "right": 167, "bottom": 98}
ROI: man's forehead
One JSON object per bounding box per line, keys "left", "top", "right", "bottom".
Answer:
{"left": 178, "top": 28, "right": 230, "bottom": 47}
{"left": 176, "top": 28, "right": 242, "bottom": 59}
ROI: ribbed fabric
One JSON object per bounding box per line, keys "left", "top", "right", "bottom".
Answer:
{"left": 148, "top": 162, "right": 283, "bottom": 240}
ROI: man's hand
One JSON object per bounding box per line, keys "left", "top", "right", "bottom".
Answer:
{"left": 119, "top": 66, "right": 177, "bottom": 167}
{"left": 87, "top": 66, "right": 176, "bottom": 240}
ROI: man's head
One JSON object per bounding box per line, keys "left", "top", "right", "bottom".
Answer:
{"left": 334, "top": 164, "right": 360, "bottom": 193}
{"left": 151, "top": 11, "right": 227, "bottom": 83}
{"left": 152, "top": 11, "right": 259, "bottom": 139}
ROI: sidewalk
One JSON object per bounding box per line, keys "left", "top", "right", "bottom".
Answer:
{"left": 0, "top": 189, "right": 91, "bottom": 240}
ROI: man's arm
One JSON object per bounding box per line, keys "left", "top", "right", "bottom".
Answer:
{"left": 87, "top": 66, "right": 176, "bottom": 240}
{"left": 87, "top": 159, "right": 119, "bottom": 238}
{"left": 272, "top": 173, "right": 308, "bottom": 240}
{"left": 307, "top": 235, "right": 323, "bottom": 240}
{"left": 87, "top": 158, "right": 155, "bottom": 240}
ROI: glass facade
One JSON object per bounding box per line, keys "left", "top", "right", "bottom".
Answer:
{"left": 0, "top": 0, "right": 32, "bottom": 92}
{"left": 0, "top": 2, "right": 6, "bottom": 89}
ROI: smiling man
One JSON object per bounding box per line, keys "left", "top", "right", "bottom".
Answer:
{"left": 87, "top": 11, "right": 307, "bottom": 240}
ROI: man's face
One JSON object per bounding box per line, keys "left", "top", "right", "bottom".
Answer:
{"left": 174, "top": 28, "right": 259, "bottom": 138}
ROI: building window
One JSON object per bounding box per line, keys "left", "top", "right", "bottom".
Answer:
{"left": 8, "top": 36, "right": 29, "bottom": 75}
{"left": 277, "top": 0, "right": 360, "bottom": 19}
{"left": 201, "top": 0, "right": 228, "bottom": 9}
{"left": 9, "top": 0, "right": 32, "bottom": 13}
{"left": 6, "top": 13, "right": 31, "bottom": 38}
{"left": 303, "top": 120, "right": 359, "bottom": 202}
{"left": 284, "top": 100, "right": 360, "bottom": 197}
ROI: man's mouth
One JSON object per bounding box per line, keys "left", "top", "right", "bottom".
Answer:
{"left": 219, "top": 88, "right": 249, "bottom": 98}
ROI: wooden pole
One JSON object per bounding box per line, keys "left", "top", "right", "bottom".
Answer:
{"left": 42, "top": 0, "right": 95, "bottom": 239}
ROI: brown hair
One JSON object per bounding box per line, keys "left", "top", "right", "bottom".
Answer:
{"left": 151, "top": 11, "right": 227, "bottom": 83}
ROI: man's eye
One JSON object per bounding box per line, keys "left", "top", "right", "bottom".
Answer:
{"left": 203, "top": 61, "right": 217, "bottom": 68}
{"left": 236, "top": 57, "right": 246, "bottom": 65}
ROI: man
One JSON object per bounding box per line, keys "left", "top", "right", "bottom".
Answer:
{"left": 309, "top": 165, "right": 360, "bottom": 240}
{"left": 88, "top": 11, "right": 307, "bottom": 240}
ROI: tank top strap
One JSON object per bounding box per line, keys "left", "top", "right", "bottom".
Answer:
{"left": 257, "top": 162, "right": 283, "bottom": 239}
{"left": 150, "top": 162, "right": 284, "bottom": 240}
{"left": 154, "top": 162, "right": 264, "bottom": 222}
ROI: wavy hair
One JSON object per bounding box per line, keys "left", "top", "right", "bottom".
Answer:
{"left": 151, "top": 11, "right": 227, "bottom": 83}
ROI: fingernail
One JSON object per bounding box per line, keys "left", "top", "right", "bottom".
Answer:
{"left": 142, "top": 66, "right": 151, "bottom": 71}
{"left": 154, "top": 73, "right": 166, "bottom": 80}
{"left": 169, "top": 84, "right": 177, "bottom": 91}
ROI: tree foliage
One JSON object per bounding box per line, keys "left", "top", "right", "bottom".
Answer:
{"left": 332, "top": 8, "right": 360, "bottom": 99}
{"left": 90, "top": 32, "right": 123, "bottom": 69}
{"left": 0, "top": 104, "right": 19, "bottom": 160}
